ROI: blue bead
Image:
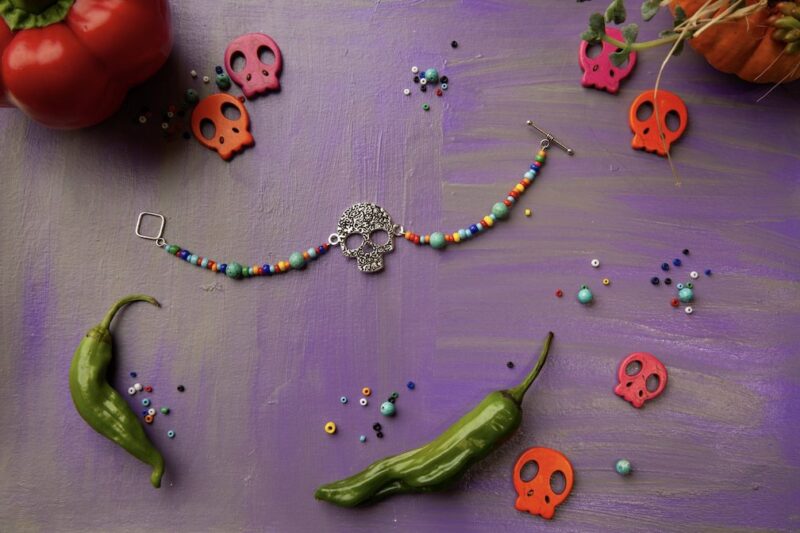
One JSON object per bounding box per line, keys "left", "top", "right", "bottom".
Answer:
{"left": 142, "top": 410, "right": 148, "bottom": 415}
{"left": 664, "top": 278, "right": 672, "bottom": 285}
{"left": 673, "top": 258, "right": 682, "bottom": 267}
{"left": 219, "top": 263, "right": 227, "bottom": 273}
{"left": 705, "top": 269, "right": 712, "bottom": 276}
{"left": 215, "top": 65, "right": 223, "bottom": 74}
{"left": 130, "top": 372, "right": 137, "bottom": 378}
{"left": 677, "top": 283, "right": 684, "bottom": 289}
{"left": 661, "top": 263, "right": 670, "bottom": 271}
{"left": 318, "top": 246, "right": 326, "bottom": 254}
{"left": 469, "top": 224, "right": 478, "bottom": 234}
{"left": 262, "top": 264, "right": 271, "bottom": 275}
{"left": 340, "top": 396, "right": 348, "bottom": 404}
{"left": 651, "top": 277, "right": 660, "bottom": 285}
{"left": 407, "top": 381, "right": 415, "bottom": 390}
{"left": 179, "top": 250, "right": 189, "bottom": 260}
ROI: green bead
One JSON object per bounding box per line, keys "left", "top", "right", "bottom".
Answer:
{"left": 226, "top": 262, "right": 243, "bottom": 279}
{"left": 165, "top": 244, "right": 179, "bottom": 255}
{"left": 422, "top": 104, "right": 430, "bottom": 111}
{"left": 535, "top": 154, "right": 546, "bottom": 163}
{"left": 429, "top": 232, "right": 447, "bottom": 249}
{"left": 184, "top": 89, "right": 199, "bottom": 104}
{"left": 380, "top": 401, "right": 396, "bottom": 417}
{"left": 577, "top": 286, "right": 593, "bottom": 304}
{"left": 160, "top": 407, "right": 169, "bottom": 414}
{"left": 289, "top": 252, "right": 306, "bottom": 269}
{"left": 678, "top": 287, "right": 694, "bottom": 303}
{"left": 615, "top": 459, "right": 632, "bottom": 476}
{"left": 215, "top": 73, "right": 231, "bottom": 90}
{"left": 492, "top": 202, "right": 509, "bottom": 219}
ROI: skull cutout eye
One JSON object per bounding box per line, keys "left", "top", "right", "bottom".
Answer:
{"left": 615, "top": 352, "right": 668, "bottom": 408}
{"left": 344, "top": 233, "right": 365, "bottom": 252}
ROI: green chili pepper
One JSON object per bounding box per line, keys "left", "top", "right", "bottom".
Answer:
{"left": 69, "top": 294, "right": 165, "bottom": 488}
{"left": 315, "top": 331, "right": 554, "bottom": 507}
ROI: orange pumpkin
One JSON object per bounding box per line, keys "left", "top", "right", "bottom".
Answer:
{"left": 671, "top": 0, "right": 800, "bottom": 83}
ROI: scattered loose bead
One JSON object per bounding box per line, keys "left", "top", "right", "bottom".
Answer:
{"left": 602, "top": 278, "right": 610, "bottom": 286}
{"left": 216, "top": 73, "right": 232, "bottom": 90}
{"left": 142, "top": 399, "right": 151, "bottom": 406}
{"left": 411, "top": 66, "right": 419, "bottom": 74}
{"left": 167, "top": 430, "right": 175, "bottom": 439}
{"left": 577, "top": 285, "right": 593, "bottom": 304}
{"left": 685, "top": 306, "right": 694, "bottom": 315}
{"left": 422, "top": 103, "right": 430, "bottom": 111}
{"left": 190, "top": 69, "right": 197, "bottom": 78}
{"left": 441, "top": 83, "right": 448, "bottom": 90}
{"left": 413, "top": 76, "right": 419, "bottom": 83}
{"left": 524, "top": 208, "right": 532, "bottom": 217}
{"left": 420, "top": 84, "right": 427, "bottom": 93}
{"left": 673, "top": 258, "right": 682, "bottom": 267}
{"left": 403, "top": 88, "right": 410, "bottom": 96}
{"left": 556, "top": 289, "right": 563, "bottom": 298}
{"left": 134, "top": 383, "right": 143, "bottom": 391}
{"left": 441, "top": 76, "right": 449, "bottom": 84}
{"left": 130, "top": 372, "right": 137, "bottom": 378}
{"left": 419, "top": 77, "right": 427, "bottom": 86}
{"left": 686, "top": 282, "right": 693, "bottom": 289}
{"left": 651, "top": 277, "right": 660, "bottom": 286}
{"left": 591, "top": 259, "right": 600, "bottom": 268}
{"left": 678, "top": 288, "right": 694, "bottom": 304}
{"left": 661, "top": 263, "right": 670, "bottom": 271}
{"left": 424, "top": 68, "right": 439, "bottom": 84}
{"left": 373, "top": 423, "right": 382, "bottom": 431}
{"left": 359, "top": 435, "right": 367, "bottom": 443}
{"left": 391, "top": 392, "right": 399, "bottom": 399}
{"left": 202, "top": 75, "right": 210, "bottom": 83}
{"left": 144, "top": 415, "right": 154, "bottom": 424}
{"left": 451, "top": 40, "right": 458, "bottom": 48}
{"left": 682, "top": 249, "right": 690, "bottom": 255}
{"left": 380, "top": 401, "right": 396, "bottom": 417}
{"left": 690, "top": 271, "right": 699, "bottom": 279}
{"left": 160, "top": 407, "right": 170, "bottom": 414}
{"left": 340, "top": 396, "right": 348, "bottom": 404}
{"left": 671, "top": 298, "right": 679, "bottom": 307}
{"left": 177, "top": 385, "right": 185, "bottom": 392}
{"left": 407, "top": 381, "right": 415, "bottom": 390}
{"left": 376, "top": 432, "right": 384, "bottom": 439}
{"left": 324, "top": 422, "right": 337, "bottom": 434}
{"left": 507, "top": 361, "right": 515, "bottom": 369}
{"left": 705, "top": 269, "right": 712, "bottom": 276}
{"left": 615, "top": 459, "right": 632, "bottom": 476}
{"left": 676, "top": 283, "right": 684, "bottom": 290}
{"left": 359, "top": 398, "right": 368, "bottom": 406}
{"left": 362, "top": 387, "right": 371, "bottom": 396}
{"left": 144, "top": 386, "right": 153, "bottom": 393}
{"left": 664, "top": 278, "right": 672, "bottom": 285}
{"left": 147, "top": 408, "right": 156, "bottom": 416}
{"left": 127, "top": 387, "right": 136, "bottom": 395}
{"left": 138, "top": 115, "right": 147, "bottom": 124}
{"left": 436, "top": 88, "right": 443, "bottom": 97}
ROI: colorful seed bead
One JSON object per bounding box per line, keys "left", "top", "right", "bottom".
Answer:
{"left": 324, "top": 422, "right": 337, "bottom": 435}
{"left": 491, "top": 202, "right": 509, "bottom": 219}
{"left": 166, "top": 244, "right": 179, "bottom": 254}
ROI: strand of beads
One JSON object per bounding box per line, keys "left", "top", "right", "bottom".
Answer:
{"left": 403, "top": 147, "right": 547, "bottom": 249}
{"left": 162, "top": 242, "right": 331, "bottom": 279}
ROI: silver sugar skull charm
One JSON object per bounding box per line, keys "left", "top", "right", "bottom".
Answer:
{"left": 329, "top": 203, "right": 399, "bottom": 273}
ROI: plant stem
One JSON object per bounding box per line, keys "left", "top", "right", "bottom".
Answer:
{"left": 601, "top": 33, "right": 681, "bottom": 51}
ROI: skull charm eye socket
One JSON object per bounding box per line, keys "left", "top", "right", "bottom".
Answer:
{"left": 614, "top": 352, "right": 668, "bottom": 408}
{"left": 579, "top": 28, "right": 637, "bottom": 94}
{"left": 329, "top": 203, "right": 397, "bottom": 273}
{"left": 225, "top": 33, "right": 283, "bottom": 99}
{"left": 628, "top": 89, "right": 688, "bottom": 156}
{"left": 513, "top": 447, "right": 574, "bottom": 520}
{"left": 191, "top": 94, "right": 254, "bottom": 160}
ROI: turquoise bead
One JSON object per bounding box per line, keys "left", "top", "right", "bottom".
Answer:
{"left": 289, "top": 252, "right": 306, "bottom": 269}
{"left": 524, "top": 170, "right": 535, "bottom": 179}
{"left": 359, "top": 435, "right": 367, "bottom": 443}
{"left": 380, "top": 401, "right": 396, "bottom": 417}
{"left": 492, "top": 202, "right": 509, "bottom": 219}
{"left": 430, "top": 232, "right": 446, "bottom": 249}
{"left": 577, "top": 286, "right": 593, "bottom": 304}
{"left": 678, "top": 287, "right": 694, "bottom": 303}
{"left": 200, "top": 258, "right": 208, "bottom": 268}
{"left": 424, "top": 68, "right": 439, "bottom": 83}
{"left": 226, "top": 262, "right": 243, "bottom": 278}
{"left": 615, "top": 459, "right": 632, "bottom": 476}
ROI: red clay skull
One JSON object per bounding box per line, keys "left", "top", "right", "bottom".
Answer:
{"left": 224, "top": 33, "right": 283, "bottom": 99}
{"left": 579, "top": 28, "right": 637, "bottom": 94}
{"left": 191, "top": 93, "right": 254, "bottom": 161}
{"left": 614, "top": 352, "right": 668, "bottom": 408}
{"left": 629, "top": 89, "right": 688, "bottom": 156}
{"left": 513, "top": 447, "right": 574, "bottom": 520}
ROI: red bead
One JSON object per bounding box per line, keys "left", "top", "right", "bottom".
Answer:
{"left": 671, "top": 298, "right": 679, "bottom": 307}
{"left": 556, "top": 289, "right": 563, "bottom": 298}
{"left": 436, "top": 88, "right": 443, "bottom": 97}
{"left": 208, "top": 260, "right": 215, "bottom": 270}
{"left": 445, "top": 234, "right": 454, "bottom": 242}
{"left": 196, "top": 257, "right": 203, "bottom": 265}
{"left": 503, "top": 199, "right": 512, "bottom": 207}
{"left": 144, "top": 386, "right": 153, "bottom": 392}
{"left": 510, "top": 190, "right": 520, "bottom": 199}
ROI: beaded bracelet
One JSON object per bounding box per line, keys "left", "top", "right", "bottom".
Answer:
{"left": 136, "top": 121, "right": 574, "bottom": 277}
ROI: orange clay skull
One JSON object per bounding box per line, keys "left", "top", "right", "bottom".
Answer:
{"left": 191, "top": 93, "right": 254, "bottom": 161}
{"left": 513, "top": 447, "right": 574, "bottom": 520}
{"left": 628, "top": 89, "right": 688, "bottom": 157}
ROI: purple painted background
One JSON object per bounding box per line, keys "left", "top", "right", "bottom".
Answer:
{"left": 1, "top": 1, "right": 799, "bottom": 531}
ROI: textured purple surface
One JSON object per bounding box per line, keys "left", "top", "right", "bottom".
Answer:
{"left": 1, "top": 1, "right": 799, "bottom": 531}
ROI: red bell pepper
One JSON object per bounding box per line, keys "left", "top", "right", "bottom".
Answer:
{"left": 0, "top": 0, "right": 171, "bottom": 128}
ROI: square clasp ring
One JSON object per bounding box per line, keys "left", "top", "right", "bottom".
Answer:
{"left": 135, "top": 212, "right": 166, "bottom": 246}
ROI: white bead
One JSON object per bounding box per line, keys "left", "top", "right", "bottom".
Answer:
{"left": 359, "top": 398, "right": 368, "bottom": 406}
{"left": 202, "top": 75, "right": 210, "bottom": 83}
{"left": 128, "top": 387, "right": 136, "bottom": 395}
{"left": 403, "top": 88, "right": 411, "bottom": 95}
{"left": 137, "top": 116, "right": 147, "bottom": 124}
{"left": 685, "top": 306, "right": 694, "bottom": 315}
{"left": 690, "top": 271, "right": 699, "bottom": 279}
{"left": 190, "top": 70, "right": 198, "bottom": 78}
{"left": 591, "top": 259, "right": 600, "bottom": 268}
{"left": 134, "top": 383, "right": 143, "bottom": 391}
{"left": 147, "top": 408, "right": 156, "bottom": 416}
{"left": 411, "top": 66, "right": 419, "bottom": 73}
{"left": 419, "top": 78, "right": 427, "bottom": 85}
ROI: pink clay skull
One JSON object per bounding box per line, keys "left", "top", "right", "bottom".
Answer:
{"left": 225, "top": 33, "right": 283, "bottom": 99}
{"left": 614, "top": 352, "right": 668, "bottom": 408}
{"left": 579, "top": 28, "right": 637, "bottom": 94}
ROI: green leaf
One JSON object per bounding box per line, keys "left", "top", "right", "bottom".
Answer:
{"left": 641, "top": 0, "right": 661, "bottom": 21}
{"left": 605, "top": 0, "right": 627, "bottom": 24}
{"left": 610, "top": 47, "right": 631, "bottom": 67}
{"left": 581, "top": 29, "right": 600, "bottom": 42}
{"left": 589, "top": 12, "right": 606, "bottom": 34}
{"left": 673, "top": 39, "right": 685, "bottom": 56}
{"left": 674, "top": 6, "right": 687, "bottom": 26}
{"left": 622, "top": 23, "right": 639, "bottom": 43}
